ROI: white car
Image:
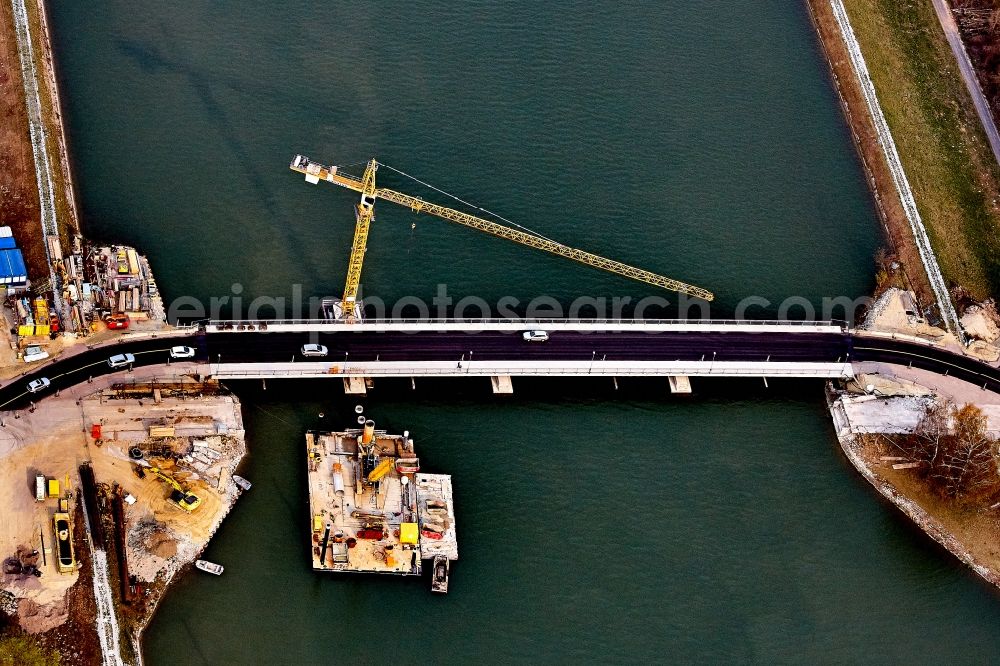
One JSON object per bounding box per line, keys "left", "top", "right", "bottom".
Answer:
{"left": 26, "top": 377, "right": 50, "bottom": 393}
{"left": 522, "top": 330, "right": 549, "bottom": 342}
{"left": 301, "top": 344, "right": 329, "bottom": 357}
{"left": 23, "top": 346, "right": 49, "bottom": 363}
{"left": 169, "top": 346, "right": 196, "bottom": 359}
{"left": 107, "top": 353, "right": 136, "bottom": 368}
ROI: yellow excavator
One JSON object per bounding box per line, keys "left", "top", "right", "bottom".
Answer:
{"left": 147, "top": 466, "right": 202, "bottom": 512}
{"left": 290, "top": 156, "right": 714, "bottom": 318}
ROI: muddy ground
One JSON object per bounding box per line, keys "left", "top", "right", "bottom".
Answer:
{"left": 0, "top": 370, "right": 246, "bottom": 665}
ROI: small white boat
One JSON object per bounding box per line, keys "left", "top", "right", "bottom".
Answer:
{"left": 195, "top": 559, "right": 224, "bottom": 575}
{"left": 232, "top": 475, "right": 252, "bottom": 491}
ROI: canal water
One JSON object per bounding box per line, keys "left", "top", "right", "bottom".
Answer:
{"left": 46, "top": 0, "right": 1000, "bottom": 662}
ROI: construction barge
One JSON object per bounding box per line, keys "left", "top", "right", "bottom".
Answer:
{"left": 305, "top": 419, "right": 457, "bottom": 589}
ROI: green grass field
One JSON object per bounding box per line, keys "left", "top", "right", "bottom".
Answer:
{"left": 844, "top": 0, "right": 1000, "bottom": 300}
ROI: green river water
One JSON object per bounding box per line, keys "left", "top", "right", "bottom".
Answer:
{"left": 45, "top": 1, "right": 1000, "bottom": 662}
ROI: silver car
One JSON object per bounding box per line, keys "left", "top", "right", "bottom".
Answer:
{"left": 522, "top": 330, "right": 549, "bottom": 342}
{"left": 26, "top": 377, "right": 51, "bottom": 393}
{"left": 301, "top": 344, "right": 329, "bottom": 357}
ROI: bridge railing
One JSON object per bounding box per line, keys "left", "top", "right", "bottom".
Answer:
{"left": 211, "top": 364, "right": 852, "bottom": 378}
{"left": 853, "top": 328, "right": 950, "bottom": 349}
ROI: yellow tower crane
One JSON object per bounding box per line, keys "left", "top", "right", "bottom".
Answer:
{"left": 289, "top": 155, "right": 714, "bottom": 315}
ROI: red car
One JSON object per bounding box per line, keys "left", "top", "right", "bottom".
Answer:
{"left": 105, "top": 314, "right": 130, "bottom": 330}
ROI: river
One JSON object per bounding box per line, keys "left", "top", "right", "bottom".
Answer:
{"left": 46, "top": 1, "right": 1000, "bottom": 662}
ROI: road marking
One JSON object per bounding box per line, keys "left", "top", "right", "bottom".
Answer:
{"left": 855, "top": 346, "right": 998, "bottom": 386}
{"left": 0, "top": 349, "right": 172, "bottom": 409}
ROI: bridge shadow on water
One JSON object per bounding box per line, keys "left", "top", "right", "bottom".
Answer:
{"left": 224, "top": 374, "right": 832, "bottom": 412}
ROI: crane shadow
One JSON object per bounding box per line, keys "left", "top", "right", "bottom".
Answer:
{"left": 113, "top": 33, "right": 344, "bottom": 289}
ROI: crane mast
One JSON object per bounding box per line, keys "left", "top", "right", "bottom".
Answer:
{"left": 341, "top": 159, "right": 378, "bottom": 308}
{"left": 289, "top": 155, "right": 714, "bottom": 314}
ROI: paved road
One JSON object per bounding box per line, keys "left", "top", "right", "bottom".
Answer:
{"left": 931, "top": 0, "right": 1000, "bottom": 167}
{"left": 202, "top": 330, "right": 853, "bottom": 364}
{"left": 1, "top": 327, "right": 999, "bottom": 410}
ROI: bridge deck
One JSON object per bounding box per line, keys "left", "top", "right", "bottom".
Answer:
{"left": 214, "top": 360, "right": 853, "bottom": 379}
{"left": 4, "top": 320, "right": 1000, "bottom": 410}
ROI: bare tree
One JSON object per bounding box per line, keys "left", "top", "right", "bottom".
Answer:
{"left": 890, "top": 401, "right": 998, "bottom": 499}
{"left": 934, "top": 404, "right": 997, "bottom": 498}
{"left": 900, "top": 400, "right": 953, "bottom": 469}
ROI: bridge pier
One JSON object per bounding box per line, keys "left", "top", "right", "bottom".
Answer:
{"left": 668, "top": 376, "right": 692, "bottom": 394}
{"left": 343, "top": 376, "right": 367, "bottom": 395}
{"left": 490, "top": 375, "right": 513, "bottom": 394}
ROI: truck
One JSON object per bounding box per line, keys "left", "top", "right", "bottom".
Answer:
{"left": 53, "top": 511, "right": 76, "bottom": 574}
{"left": 35, "top": 474, "right": 45, "bottom": 501}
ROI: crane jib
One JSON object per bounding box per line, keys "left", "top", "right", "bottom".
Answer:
{"left": 289, "top": 155, "right": 714, "bottom": 302}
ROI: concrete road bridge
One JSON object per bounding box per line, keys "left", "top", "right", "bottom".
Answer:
{"left": 0, "top": 319, "right": 997, "bottom": 406}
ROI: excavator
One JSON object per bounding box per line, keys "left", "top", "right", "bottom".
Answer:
{"left": 290, "top": 156, "right": 714, "bottom": 319}
{"left": 147, "top": 466, "right": 202, "bottom": 512}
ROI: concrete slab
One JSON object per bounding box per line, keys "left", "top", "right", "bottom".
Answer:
{"left": 830, "top": 393, "right": 935, "bottom": 437}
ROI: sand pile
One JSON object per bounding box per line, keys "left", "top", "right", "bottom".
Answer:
{"left": 961, "top": 300, "right": 1000, "bottom": 343}
{"left": 16, "top": 592, "right": 68, "bottom": 634}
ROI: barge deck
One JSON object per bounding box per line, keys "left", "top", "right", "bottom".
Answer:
{"left": 305, "top": 419, "right": 457, "bottom": 579}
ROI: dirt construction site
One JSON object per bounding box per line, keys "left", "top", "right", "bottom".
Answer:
{"left": 0, "top": 365, "right": 246, "bottom": 661}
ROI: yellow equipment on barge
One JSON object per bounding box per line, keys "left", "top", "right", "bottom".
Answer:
{"left": 305, "top": 417, "right": 457, "bottom": 589}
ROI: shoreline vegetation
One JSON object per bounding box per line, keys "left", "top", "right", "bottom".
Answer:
{"left": 27, "top": 0, "right": 79, "bottom": 248}
{"left": 835, "top": 412, "right": 1000, "bottom": 591}
{"left": 806, "top": 0, "right": 936, "bottom": 311}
